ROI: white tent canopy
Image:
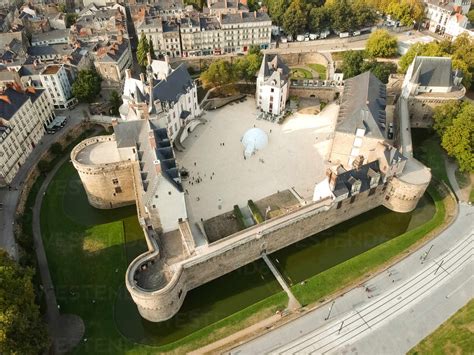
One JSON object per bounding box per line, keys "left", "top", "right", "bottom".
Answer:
{"left": 242, "top": 128, "right": 268, "bottom": 158}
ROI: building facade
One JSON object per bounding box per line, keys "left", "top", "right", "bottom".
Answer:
{"left": 423, "top": 0, "right": 470, "bottom": 35}
{"left": 0, "top": 81, "right": 54, "bottom": 186}
{"left": 39, "top": 64, "right": 77, "bottom": 109}
{"left": 256, "top": 54, "right": 289, "bottom": 116}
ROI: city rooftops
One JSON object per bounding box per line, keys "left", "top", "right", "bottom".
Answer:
{"left": 220, "top": 11, "right": 271, "bottom": 24}
{"left": 40, "top": 64, "right": 61, "bottom": 75}
{"left": 31, "top": 29, "right": 69, "bottom": 45}
{"left": 0, "top": 85, "right": 43, "bottom": 120}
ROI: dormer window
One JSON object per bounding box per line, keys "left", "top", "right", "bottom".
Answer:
{"left": 348, "top": 176, "right": 361, "bottom": 195}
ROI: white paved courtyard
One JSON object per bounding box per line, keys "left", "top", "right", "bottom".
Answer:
{"left": 175, "top": 98, "right": 338, "bottom": 225}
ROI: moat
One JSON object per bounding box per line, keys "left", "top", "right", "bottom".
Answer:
{"left": 41, "top": 162, "right": 434, "bottom": 348}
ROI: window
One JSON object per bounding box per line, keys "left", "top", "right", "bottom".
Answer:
{"left": 350, "top": 195, "right": 356, "bottom": 204}
{"left": 385, "top": 195, "right": 390, "bottom": 201}
{"left": 115, "top": 186, "right": 122, "bottom": 193}
{"left": 112, "top": 178, "right": 119, "bottom": 184}
{"left": 337, "top": 201, "right": 342, "bottom": 209}
{"left": 368, "top": 187, "right": 376, "bottom": 196}
{"left": 271, "top": 88, "right": 274, "bottom": 93}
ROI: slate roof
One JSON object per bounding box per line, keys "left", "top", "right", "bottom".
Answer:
{"left": 409, "top": 56, "right": 453, "bottom": 88}
{"left": 332, "top": 160, "right": 382, "bottom": 197}
{"left": 258, "top": 54, "right": 290, "bottom": 79}
{"left": 0, "top": 87, "right": 43, "bottom": 120}
{"left": 151, "top": 64, "right": 193, "bottom": 104}
{"left": 337, "top": 71, "right": 387, "bottom": 139}
{"left": 31, "top": 29, "right": 69, "bottom": 44}
{"left": 221, "top": 11, "right": 271, "bottom": 24}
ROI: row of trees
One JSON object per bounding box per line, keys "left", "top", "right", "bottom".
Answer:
{"left": 341, "top": 50, "right": 397, "bottom": 83}
{"left": 433, "top": 102, "right": 474, "bottom": 172}
{"left": 264, "top": 0, "right": 424, "bottom": 36}
{"left": 200, "top": 46, "right": 263, "bottom": 89}
{"left": 399, "top": 33, "right": 474, "bottom": 89}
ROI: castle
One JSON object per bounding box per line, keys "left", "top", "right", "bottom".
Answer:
{"left": 72, "top": 56, "right": 434, "bottom": 322}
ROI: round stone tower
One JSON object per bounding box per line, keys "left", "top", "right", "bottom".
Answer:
{"left": 71, "top": 135, "right": 136, "bottom": 209}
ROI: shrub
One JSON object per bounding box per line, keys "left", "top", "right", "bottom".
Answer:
{"left": 37, "top": 160, "right": 51, "bottom": 174}
{"left": 248, "top": 200, "right": 264, "bottom": 224}
{"left": 233, "top": 205, "right": 246, "bottom": 230}
{"left": 50, "top": 142, "right": 63, "bottom": 155}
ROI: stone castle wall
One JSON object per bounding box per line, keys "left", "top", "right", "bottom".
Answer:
{"left": 126, "top": 182, "right": 411, "bottom": 322}
{"left": 71, "top": 136, "right": 136, "bottom": 209}
{"left": 383, "top": 176, "right": 430, "bottom": 213}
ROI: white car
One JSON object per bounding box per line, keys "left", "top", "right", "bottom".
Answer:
{"left": 296, "top": 35, "right": 305, "bottom": 42}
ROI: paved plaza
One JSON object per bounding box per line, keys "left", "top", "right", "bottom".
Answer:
{"left": 175, "top": 99, "right": 338, "bottom": 226}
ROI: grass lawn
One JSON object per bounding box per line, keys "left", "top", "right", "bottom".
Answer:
{"left": 408, "top": 299, "right": 474, "bottom": 355}
{"left": 307, "top": 63, "right": 326, "bottom": 80}
{"left": 40, "top": 161, "right": 287, "bottom": 354}
{"left": 291, "top": 185, "right": 447, "bottom": 306}
{"left": 412, "top": 128, "right": 452, "bottom": 190}
{"left": 290, "top": 67, "right": 313, "bottom": 79}
{"left": 470, "top": 189, "right": 474, "bottom": 204}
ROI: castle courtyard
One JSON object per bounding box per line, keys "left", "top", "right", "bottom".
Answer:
{"left": 175, "top": 99, "right": 339, "bottom": 228}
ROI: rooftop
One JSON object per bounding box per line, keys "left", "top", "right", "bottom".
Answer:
{"left": 75, "top": 140, "right": 121, "bottom": 165}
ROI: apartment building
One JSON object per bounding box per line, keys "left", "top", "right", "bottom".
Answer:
{"left": 423, "top": 0, "right": 470, "bottom": 34}
{"left": 256, "top": 54, "right": 289, "bottom": 116}
{"left": 39, "top": 64, "right": 77, "bottom": 109}
{"left": 93, "top": 37, "right": 133, "bottom": 84}
{"left": 0, "top": 78, "right": 54, "bottom": 186}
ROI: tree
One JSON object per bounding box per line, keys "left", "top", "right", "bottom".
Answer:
{"left": 366, "top": 29, "right": 398, "bottom": 58}
{"left": 265, "top": 0, "right": 288, "bottom": 26}
{"left": 0, "top": 250, "right": 49, "bottom": 354}
{"left": 282, "top": 0, "right": 307, "bottom": 36}
{"left": 148, "top": 38, "right": 157, "bottom": 60}
{"left": 352, "top": 1, "right": 377, "bottom": 28}
{"left": 341, "top": 50, "right": 365, "bottom": 79}
{"left": 362, "top": 60, "right": 397, "bottom": 83}
{"left": 136, "top": 32, "right": 150, "bottom": 68}
{"left": 57, "top": 3, "right": 66, "bottom": 13}
{"left": 387, "top": 0, "right": 424, "bottom": 26}
{"left": 468, "top": 9, "right": 474, "bottom": 24}
{"left": 65, "top": 13, "right": 78, "bottom": 28}
{"left": 441, "top": 103, "right": 474, "bottom": 172}
{"left": 200, "top": 60, "right": 236, "bottom": 89}
{"left": 109, "top": 90, "right": 122, "bottom": 117}
{"left": 309, "top": 6, "right": 330, "bottom": 33}
{"left": 37, "top": 160, "right": 51, "bottom": 173}
{"left": 327, "top": 0, "right": 355, "bottom": 32}
{"left": 50, "top": 142, "right": 63, "bottom": 155}
{"left": 433, "top": 101, "right": 465, "bottom": 137}
{"left": 235, "top": 53, "right": 261, "bottom": 82}
{"left": 71, "top": 69, "right": 102, "bottom": 103}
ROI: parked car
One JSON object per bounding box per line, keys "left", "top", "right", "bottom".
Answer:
{"left": 281, "top": 36, "right": 288, "bottom": 43}
{"left": 320, "top": 30, "right": 330, "bottom": 39}
{"left": 309, "top": 33, "right": 318, "bottom": 40}
{"left": 296, "top": 35, "right": 305, "bottom": 42}
{"left": 352, "top": 30, "right": 361, "bottom": 36}
{"left": 339, "top": 32, "right": 350, "bottom": 38}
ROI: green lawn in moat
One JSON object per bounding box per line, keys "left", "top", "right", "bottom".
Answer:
{"left": 307, "top": 63, "right": 327, "bottom": 80}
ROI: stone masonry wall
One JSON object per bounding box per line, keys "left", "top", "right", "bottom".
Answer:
{"left": 383, "top": 176, "right": 430, "bottom": 213}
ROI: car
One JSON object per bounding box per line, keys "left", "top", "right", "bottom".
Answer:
{"left": 309, "top": 33, "right": 318, "bottom": 40}
{"left": 296, "top": 35, "right": 305, "bottom": 42}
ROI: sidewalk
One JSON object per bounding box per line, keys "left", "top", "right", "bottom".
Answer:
{"left": 230, "top": 203, "right": 473, "bottom": 354}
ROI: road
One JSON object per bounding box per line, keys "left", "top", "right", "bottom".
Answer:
{"left": 0, "top": 104, "right": 87, "bottom": 259}
{"left": 230, "top": 203, "right": 473, "bottom": 355}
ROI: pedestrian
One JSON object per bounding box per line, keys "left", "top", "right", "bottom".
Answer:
{"left": 194, "top": 162, "right": 196, "bottom": 166}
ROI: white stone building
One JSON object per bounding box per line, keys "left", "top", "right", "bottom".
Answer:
{"left": 423, "top": 0, "right": 470, "bottom": 35}
{"left": 39, "top": 64, "right": 77, "bottom": 109}
{"left": 256, "top": 54, "right": 290, "bottom": 116}
{"left": 0, "top": 80, "right": 54, "bottom": 186}
{"left": 401, "top": 56, "right": 463, "bottom": 98}
{"left": 120, "top": 55, "right": 201, "bottom": 143}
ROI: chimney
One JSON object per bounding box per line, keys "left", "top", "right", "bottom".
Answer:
{"left": 148, "top": 131, "right": 156, "bottom": 149}
{"left": 125, "top": 68, "right": 132, "bottom": 79}
{"left": 326, "top": 167, "right": 338, "bottom": 190}
{"left": 147, "top": 51, "right": 152, "bottom": 66}
{"left": 153, "top": 160, "right": 161, "bottom": 175}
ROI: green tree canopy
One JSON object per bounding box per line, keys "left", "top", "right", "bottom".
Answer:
{"left": 341, "top": 50, "right": 365, "bottom": 79}
{"left": 309, "top": 6, "right": 330, "bottom": 33}
{"left": 362, "top": 60, "right": 397, "bottom": 83}
{"left": 137, "top": 32, "right": 150, "bottom": 68}
{"left": 148, "top": 38, "right": 157, "bottom": 60}
{"left": 71, "top": 69, "right": 102, "bottom": 103}
{"left": 282, "top": 0, "right": 307, "bottom": 36}
{"left": 200, "top": 60, "right": 236, "bottom": 89}
{"left": 433, "top": 101, "right": 466, "bottom": 137}
{"left": 235, "top": 53, "right": 262, "bottom": 82}
{"left": 468, "top": 9, "right": 474, "bottom": 23}
{"left": 0, "top": 250, "right": 49, "bottom": 354}
{"left": 386, "top": 0, "right": 424, "bottom": 26}
{"left": 441, "top": 103, "right": 474, "bottom": 172}
{"left": 265, "top": 0, "right": 288, "bottom": 26}
{"left": 326, "top": 0, "right": 355, "bottom": 32}
{"left": 109, "top": 90, "right": 123, "bottom": 117}
{"left": 366, "top": 29, "right": 398, "bottom": 58}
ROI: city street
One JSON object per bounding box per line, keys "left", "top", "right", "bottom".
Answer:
{"left": 230, "top": 203, "right": 473, "bottom": 355}
{"left": 0, "top": 104, "right": 87, "bottom": 259}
